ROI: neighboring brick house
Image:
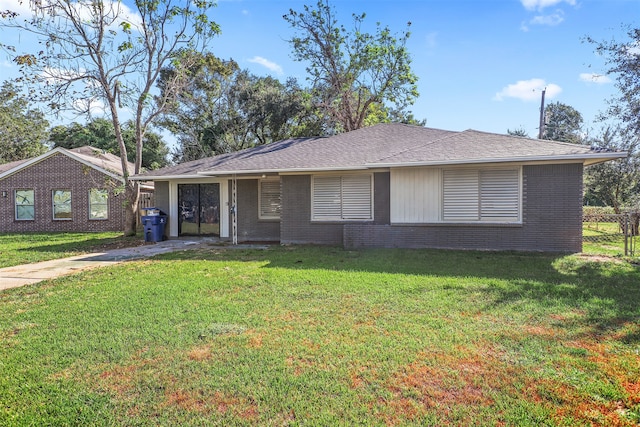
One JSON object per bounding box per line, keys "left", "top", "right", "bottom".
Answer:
{"left": 133, "top": 123, "right": 626, "bottom": 252}
{"left": 0, "top": 146, "right": 152, "bottom": 233}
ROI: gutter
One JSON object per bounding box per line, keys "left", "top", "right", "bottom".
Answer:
{"left": 366, "top": 153, "right": 628, "bottom": 168}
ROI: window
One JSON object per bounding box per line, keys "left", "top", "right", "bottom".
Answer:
{"left": 89, "top": 189, "right": 109, "bottom": 220}
{"left": 15, "top": 189, "right": 34, "bottom": 220}
{"left": 312, "top": 174, "right": 373, "bottom": 221}
{"left": 259, "top": 179, "right": 281, "bottom": 219}
{"left": 443, "top": 168, "right": 520, "bottom": 222}
{"left": 52, "top": 190, "right": 72, "bottom": 220}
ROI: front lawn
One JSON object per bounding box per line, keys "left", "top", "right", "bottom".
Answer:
{"left": 1, "top": 246, "right": 639, "bottom": 426}
{"left": 0, "top": 232, "right": 143, "bottom": 268}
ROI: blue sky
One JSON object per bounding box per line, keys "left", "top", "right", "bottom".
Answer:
{"left": 1, "top": 0, "right": 638, "bottom": 140}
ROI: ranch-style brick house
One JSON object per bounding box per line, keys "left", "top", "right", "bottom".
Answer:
{"left": 0, "top": 146, "right": 152, "bottom": 233}
{"left": 133, "top": 123, "right": 625, "bottom": 252}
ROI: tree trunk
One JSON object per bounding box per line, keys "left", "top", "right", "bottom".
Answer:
{"left": 123, "top": 179, "right": 140, "bottom": 236}
{"left": 107, "top": 95, "right": 139, "bottom": 236}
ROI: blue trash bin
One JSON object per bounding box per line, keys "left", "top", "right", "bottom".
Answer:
{"left": 141, "top": 208, "right": 167, "bottom": 242}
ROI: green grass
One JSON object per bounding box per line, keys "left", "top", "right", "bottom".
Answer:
{"left": 1, "top": 246, "right": 639, "bottom": 426}
{"left": 582, "top": 221, "right": 638, "bottom": 258}
{"left": 0, "top": 232, "right": 143, "bottom": 268}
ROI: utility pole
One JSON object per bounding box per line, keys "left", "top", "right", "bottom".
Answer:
{"left": 538, "top": 88, "right": 546, "bottom": 139}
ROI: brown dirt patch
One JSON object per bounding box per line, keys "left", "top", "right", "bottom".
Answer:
{"left": 187, "top": 345, "right": 212, "bottom": 361}
{"left": 163, "top": 389, "right": 259, "bottom": 420}
{"left": 381, "top": 345, "right": 515, "bottom": 425}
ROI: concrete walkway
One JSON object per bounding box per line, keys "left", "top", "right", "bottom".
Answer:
{"left": 0, "top": 238, "right": 218, "bottom": 291}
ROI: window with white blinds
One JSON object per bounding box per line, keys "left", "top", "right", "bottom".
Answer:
{"left": 443, "top": 168, "right": 520, "bottom": 222}
{"left": 258, "top": 179, "right": 281, "bottom": 219}
{"left": 443, "top": 169, "right": 479, "bottom": 221}
{"left": 312, "top": 174, "right": 373, "bottom": 221}
{"left": 479, "top": 169, "right": 520, "bottom": 221}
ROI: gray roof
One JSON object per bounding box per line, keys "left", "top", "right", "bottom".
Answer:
{"left": 0, "top": 146, "right": 138, "bottom": 181}
{"left": 135, "top": 123, "right": 626, "bottom": 179}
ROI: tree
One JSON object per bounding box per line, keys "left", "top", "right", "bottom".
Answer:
{"left": 584, "top": 26, "right": 640, "bottom": 213}
{"left": 542, "top": 102, "right": 583, "bottom": 144}
{"left": 0, "top": 81, "right": 49, "bottom": 163}
{"left": 507, "top": 127, "right": 529, "bottom": 138}
{"left": 283, "top": 0, "right": 420, "bottom": 133}
{"left": 583, "top": 127, "right": 639, "bottom": 213}
{"left": 50, "top": 118, "right": 170, "bottom": 170}
{"left": 158, "top": 53, "right": 322, "bottom": 163}
{"left": 586, "top": 26, "right": 640, "bottom": 137}
{"left": 1, "top": 0, "right": 219, "bottom": 235}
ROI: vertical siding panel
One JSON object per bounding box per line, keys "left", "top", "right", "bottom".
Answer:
{"left": 390, "top": 167, "right": 441, "bottom": 223}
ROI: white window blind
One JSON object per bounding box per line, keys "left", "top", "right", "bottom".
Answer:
{"left": 480, "top": 169, "right": 520, "bottom": 221}
{"left": 443, "top": 168, "right": 520, "bottom": 222}
{"left": 312, "top": 176, "right": 342, "bottom": 219}
{"left": 312, "top": 174, "right": 372, "bottom": 220}
{"left": 341, "top": 174, "right": 373, "bottom": 219}
{"left": 443, "top": 169, "right": 479, "bottom": 221}
{"left": 259, "top": 180, "right": 281, "bottom": 219}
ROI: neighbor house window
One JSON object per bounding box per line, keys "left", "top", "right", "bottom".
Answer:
{"left": 52, "top": 190, "right": 72, "bottom": 220}
{"left": 15, "top": 189, "right": 35, "bottom": 220}
{"left": 312, "top": 174, "right": 373, "bottom": 221}
{"left": 443, "top": 168, "right": 520, "bottom": 222}
{"left": 259, "top": 179, "right": 281, "bottom": 219}
{"left": 89, "top": 189, "right": 109, "bottom": 220}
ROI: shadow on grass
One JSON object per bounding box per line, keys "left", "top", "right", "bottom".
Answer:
{"left": 15, "top": 236, "right": 143, "bottom": 254}
{"left": 159, "top": 245, "right": 640, "bottom": 344}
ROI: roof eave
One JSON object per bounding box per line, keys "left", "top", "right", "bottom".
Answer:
{"left": 130, "top": 173, "right": 208, "bottom": 181}
{"left": 196, "top": 166, "right": 370, "bottom": 176}
{"left": 0, "top": 147, "right": 128, "bottom": 183}
{"left": 366, "top": 153, "right": 628, "bottom": 168}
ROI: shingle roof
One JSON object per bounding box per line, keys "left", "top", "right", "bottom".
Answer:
{"left": 0, "top": 146, "right": 137, "bottom": 181}
{"left": 134, "top": 123, "right": 626, "bottom": 179}
{"left": 67, "top": 146, "right": 134, "bottom": 176}
{"left": 370, "top": 129, "right": 608, "bottom": 166}
{"left": 0, "top": 159, "right": 28, "bottom": 174}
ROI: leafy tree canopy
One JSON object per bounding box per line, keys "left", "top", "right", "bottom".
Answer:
{"left": 50, "top": 118, "right": 170, "bottom": 170}
{"left": 0, "top": 81, "right": 49, "bottom": 164}
{"left": 283, "top": 0, "right": 421, "bottom": 133}
{"left": 586, "top": 26, "right": 640, "bottom": 136}
{"left": 542, "top": 101, "right": 584, "bottom": 144}
{"left": 584, "top": 127, "right": 639, "bottom": 212}
{"left": 507, "top": 127, "right": 529, "bottom": 138}
{"left": 158, "top": 52, "right": 324, "bottom": 163}
{"left": 0, "top": 0, "right": 220, "bottom": 235}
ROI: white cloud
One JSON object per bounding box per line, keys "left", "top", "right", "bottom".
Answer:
{"left": 494, "top": 78, "right": 562, "bottom": 102}
{"left": 520, "top": 0, "right": 576, "bottom": 11}
{"left": 42, "top": 67, "right": 86, "bottom": 84}
{"left": 0, "top": 0, "right": 32, "bottom": 17}
{"left": 529, "top": 11, "right": 565, "bottom": 26}
{"left": 248, "top": 56, "right": 283, "bottom": 75}
{"left": 73, "top": 98, "right": 106, "bottom": 115}
{"left": 0, "top": 0, "right": 141, "bottom": 30}
{"left": 579, "top": 73, "right": 611, "bottom": 84}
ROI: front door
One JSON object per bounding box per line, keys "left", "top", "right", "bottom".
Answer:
{"left": 178, "top": 183, "right": 220, "bottom": 236}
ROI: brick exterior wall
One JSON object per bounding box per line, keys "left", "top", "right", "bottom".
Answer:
{"left": 236, "top": 179, "right": 280, "bottom": 242}
{"left": 343, "top": 163, "right": 584, "bottom": 252}
{"left": 0, "top": 153, "right": 125, "bottom": 233}
{"left": 280, "top": 175, "right": 344, "bottom": 245}
{"left": 280, "top": 172, "right": 391, "bottom": 245}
